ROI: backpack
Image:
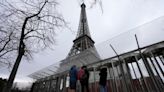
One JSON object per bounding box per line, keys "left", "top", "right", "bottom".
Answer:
{"left": 78, "top": 69, "right": 84, "bottom": 80}
{"left": 80, "top": 71, "right": 87, "bottom": 82}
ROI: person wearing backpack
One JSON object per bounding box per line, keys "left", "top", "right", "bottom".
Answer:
{"left": 79, "top": 66, "right": 90, "bottom": 92}
{"left": 77, "top": 66, "right": 85, "bottom": 92}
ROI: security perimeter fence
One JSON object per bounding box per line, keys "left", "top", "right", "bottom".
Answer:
{"left": 30, "top": 16, "right": 164, "bottom": 92}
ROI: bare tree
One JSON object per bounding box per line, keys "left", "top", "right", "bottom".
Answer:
{"left": 0, "top": 21, "right": 17, "bottom": 69}
{"left": 0, "top": 0, "right": 66, "bottom": 92}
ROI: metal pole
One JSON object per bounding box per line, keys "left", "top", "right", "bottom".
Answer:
{"left": 56, "top": 76, "right": 61, "bottom": 92}
{"left": 40, "top": 82, "right": 43, "bottom": 92}
{"left": 38, "top": 82, "right": 41, "bottom": 92}
{"left": 115, "top": 64, "right": 123, "bottom": 92}
{"left": 63, "top": 75, "right": 67, "bottom": 92}
{"left": 45, "top": 81, "right": 48, "bottom": 92}
{"left": 123, "top": 59, "right": 135, "bottom": 92}
{"left": 36, "top": 82, "right": 39, "bottom": 92}
{"left": 134, "top": 56, "right": 148, "bottom": 92}
{"left": 108, "top": 67, "right": 115, "bottom": 92}
{"left": 93, "top": 66, "right": 96, "bottom": 92}
{"left": 135, "top": 34, "right": 161, "bottom": 92}
{"left": 111, "top": 62, "right": 118, "bottom": 92}
{"left": 148, "top": 56, "right": 164, "bottom": 90}
{"left": 54, "top": 79, "right": 58, "bottom": 92}
{"left": 47, "top": 81, "right": 51, "bottom": 92}
{"left": 110, "top": 44, "right": 130, "bottom": 92}
{"left": 130, "top": 63, "right": 144, "bottom": 92}
{"left": 48, "top": 80, "right": 52, "bottom": 92}
{"left": 158, "top": 56, "right": 164, "bottom": 66}
{"left": 151, "top": 53, "right": 164, "bottom": 77}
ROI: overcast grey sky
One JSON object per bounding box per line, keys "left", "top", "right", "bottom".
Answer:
{"left": 0, "top": 0, "right": 164, "bottom": 87}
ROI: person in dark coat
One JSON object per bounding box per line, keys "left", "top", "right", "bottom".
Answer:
{"left": 80, "top": 66, "right": 90, "bottom": 92}
{"left": 69, "top": 65, "right": 78, "bottom": 92}
{"left": 99, "top": 67, "right": 107, "bottom": 92}
{"left": 77, "top": 66, "right": 85, "bottom": 92}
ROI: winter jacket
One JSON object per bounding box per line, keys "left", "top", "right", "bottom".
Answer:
{"left": 78, "top": 68, "right": 85, "bottom": 80}
{"left": 69, "top": 65, "right": 77, "bottom": 81}
{"left": 99, "top": 68, "right": 107, "bottom": 86}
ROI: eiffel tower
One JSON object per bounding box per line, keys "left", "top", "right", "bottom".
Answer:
{"left": 67, "top": 3, "right": 100, "bottom": 58}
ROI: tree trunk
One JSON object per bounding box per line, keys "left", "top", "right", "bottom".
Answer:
{"left": 3, "top": 15, "right": 27, "bottom": 92}
{"left": 2, "top": 1, "right": 48, "bottom": 91}
{"left": 3, "top": 49, "right": 24, "bottom": 92}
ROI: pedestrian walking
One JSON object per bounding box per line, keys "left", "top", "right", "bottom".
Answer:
{"left": 99, "top": 67, "right": 107, "bottom": 92}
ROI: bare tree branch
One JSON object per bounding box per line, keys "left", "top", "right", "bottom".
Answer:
{"left": 0, "top": 0, "right": 67, "bottom": 91}
{"left": 0, "top": 32, "right": 13, "bottom": 52}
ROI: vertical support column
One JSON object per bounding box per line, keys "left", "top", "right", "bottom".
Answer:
{"left": 108, "top": 68, "right": 114, "bottom": 92}
{"left": 45, "top": 81, "right": 48, "bottom": 92}
{"left": 111, "top": 62, "right": 118, "bottom": 92}
{"left": 107, "top": 63, "right": 115, "bottom": 92}
{"left": 37, "top": 82, "right": 40, "bottom": 92}
{"left": 158, "top": 56, "right": 164, "bottom": 66}
{"left": 130, "top": 62, "right": 143, "bottom": 92}
{"left": 86, "top": 38, "right": 88, "bottom": 49}
{"left": 38, "top": 82, "right": 41, "bottom": 92}
{"left": 54, "top": 79, "right": 58, "bottom": 92}
{"left": 134, "top": 56, "right": 148, "bottom": 92}
{"left": 48, "top": 79, "right": 52, "bottom": 92}
{"left": 110, "top": 44, "right": 130, "bottom": 92}
{"left": 148, "top": 56, "right": 164, "bottom": 90}
{"left": 143, "top": 55, "right": 161, "bottom": 91}
{"left": 43, "top": 81, "right": 46, "bottom": 92}
{"left": 115, "top": 64, "right": 122, "bottom": 92}
{"left": 151, "top": 53, "right": 164, "bottom": 76}
{"left": 62, "top": 74, "right": 67, "bottom": 92}
{"left": 123, "top": 59, "right": 135, "bottom": 92}
{"left": 135, "top": 34, "right": 161, "bottom": 92}
{"left": 60, "top": 77, "right": 64, "bottom": 92}
{"left": 93, "top": 66, "right": 97, "bottom": 92}
{"left": 56, "top": 76, "right": 61, "bottom": 92}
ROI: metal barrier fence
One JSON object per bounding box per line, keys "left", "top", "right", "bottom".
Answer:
{"left": 29, "top": 16, "right": 164, "bottom": 92}
{"left": 30, "top": 40, "right": 164, "bottom": 92}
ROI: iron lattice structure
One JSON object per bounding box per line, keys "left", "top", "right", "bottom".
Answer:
{"left": 67, "top": 3, "right": 99, "bottom": 58}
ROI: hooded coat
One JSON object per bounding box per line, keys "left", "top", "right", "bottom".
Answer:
{"left": 99, "top": 67, "right": 107, "bottom": 86}
{"left": 69, "top": 65, "right": 78, "bottom": 82}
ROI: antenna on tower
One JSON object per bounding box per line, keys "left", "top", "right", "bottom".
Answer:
{"left": 77, "top": 0, "right": 85, "bottom": 6}
{"left": 81, "top": 0, "right": 84, "bottom": 3}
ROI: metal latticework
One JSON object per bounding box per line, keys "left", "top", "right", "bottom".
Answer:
{"left": 67, "top": 3, "right": 99, "bottom": 57}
